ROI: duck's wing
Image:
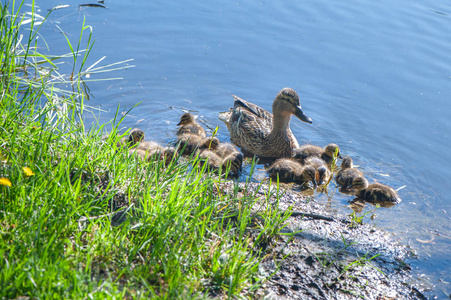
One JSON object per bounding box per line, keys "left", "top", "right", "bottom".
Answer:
{"left": 230, "top": 108, "right": 268, "bottom": 145}
{"left": 232, "top": 95, "right": 273, "bottom": 125}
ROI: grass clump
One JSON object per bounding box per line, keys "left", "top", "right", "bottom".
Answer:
{"left": 0, "top": 1, "right": 290, "bottom": 298}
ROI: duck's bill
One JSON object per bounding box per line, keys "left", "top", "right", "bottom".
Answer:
{"left": 294, "top": 106, "right": 312, "bottom": 124}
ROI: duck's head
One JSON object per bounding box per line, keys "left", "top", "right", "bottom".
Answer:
{"left": 324, "top": 143, "right": 342, "bottom": 159}
{"left": 302, "top": 165, "right": 317, "bottom": 187}
{"left": 341, "top": 156, "right": 353, "bottom": 169}
{"left": 348, "top": 176, "right": 369, "bottom": 191}
{"left": 128, "top": 128, "right": 145, "bottom": 144}
{"left": 316, "top": 166, "right": 330, "bottom": 186}
{"left": 273, "top": 88, "right": 312, "bottom": 124}
{"left": 177, "top": 112, "right": 196, "bottom": 126}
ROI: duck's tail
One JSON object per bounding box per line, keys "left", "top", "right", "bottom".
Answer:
{"left": 218, "top": 109, "right": 232, "bottom": 124}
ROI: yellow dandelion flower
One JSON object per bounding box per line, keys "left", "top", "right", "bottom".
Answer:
{"left": 0, "top": 177, "right": 12, "bottom": 187}
{"left": 23, "top": 167, "right": 35, "bottom": 177}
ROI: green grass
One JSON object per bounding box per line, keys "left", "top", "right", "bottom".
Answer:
{"left": 0, "top": 1, "right": 291, "bottom": 298}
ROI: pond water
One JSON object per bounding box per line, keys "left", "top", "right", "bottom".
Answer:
{"left": 28, "top": 0, "right": 451, "bottom": 297}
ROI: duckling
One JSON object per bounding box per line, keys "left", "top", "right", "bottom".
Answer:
{"left": 215, "top": 142, "right": 240, "bottom": 158}
{"left": 103, "top": 128, "right": 144, "bottom": 148}
{"left": 199, "top": 149, "right": 223, "bottom": 170}
{"left": 304, "top": 157, "right": 332, "bottom": 186}
{"left": 336, "top": 156, "right": 363, "bottom": 191}
{"left": 221, "top": 152, "right": 243, "bottom": 175}
{"left": 267, "top": 159, "right": 317, "bottom": 186}
{"left": 199, "top": 149, "right": 242, "bottom": 175}
{"left": 214, "top": 142, "right": 243, "bottom": 173}
{"left": 177, "top": 135, "right": 219, "bottom": 155}
{"left": 321, "top": 143, "right": 342, "bottom": 165}
{"left": 176, "top": 112, "right": 206, "bottom": 139}
{"left": 219, "top": 88, "right": 312, "bottom": 159}
{"left": 131, "top": 144, "right": 177, "bottom": 166}
{"left": 348, "top": 176, "right": 402, "bottom": 205}
{"left": 293, "top": 143, "right": 341, "bottom": 165}
{"left": 202, "top": 136, "right": 220, "bottom": 150}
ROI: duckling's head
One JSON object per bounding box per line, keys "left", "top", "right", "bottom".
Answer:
{"left": 348, "top": 176, "right": 369, "bottom": 191}
{"left": 341, "top": 156, "right": 353, "bottom": 169}
{"left": 203, "top": 136, "right": 220, "bottom": 150}
{"left": 177, "top": 112, "right": 196, "bottom": 126}
{"left": 273, "top": 88, "right": 312, "bottom": 124}
{"left": 324, "top": 143, "right": 341, "bottom": 158}
{"left": 316, "top": 166, "right": 330, "bottom": 186}
{"left": 302, "top": 165, "right": 317, "bottom": 187}
{"left": 128, "top": 128, "right": 145, "bottom": 144}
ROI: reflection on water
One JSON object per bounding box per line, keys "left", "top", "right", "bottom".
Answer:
{"left": 31, "top": 0, "right": 451, "bottom": 297}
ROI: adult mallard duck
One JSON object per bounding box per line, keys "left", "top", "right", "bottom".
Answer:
{"left": 267, "top": 158, "right": 316, "bottom": 186}
{"left": 293, "top": 143, "right": 341, "bottom": 165}
{"left": 177, "top": 112, "right": 206, "bottom": 138}
{"left": 348, "top": 176, "right": 402, "bottom": 205}
{"left": 336, "top": 156, "right": 363, "bottom": 191}
{"left": 219, "top": 88, "right": 312, "bottom": 159}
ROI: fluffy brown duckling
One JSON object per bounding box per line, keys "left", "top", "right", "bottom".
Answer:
{"left": 215, "top": 142, "right": 239, "bottom": 158}
{"left": 176, "top": 112, "right": 206, "bottom": 138}
{"left": 267, "top": 159, "right": 317, "bottom": 186}
{"left": 293, "top": 143, "right": 341, "bottom": 165}
{"left": 198, "top": 149, "right": 242, "bottom": 175}
{"left": 178, "top": 135, "right": 220, "bottom": 155}
{"left": 104, "top": 128, "right": 144, "bottom": 148}
{"left": 336, "top": 156, "right": 363, "bottom": 191}
{"left": 138, "top": 140, "right": 178, "bottom": 165}
{"left": 348, "top": 176, "right": 402, "bottom": 205}
{"left": 303, "top": 157, "right": 332, "bottom": 186}
{"left": 130, "top": 146, "right": 177, "bottom": 166}
{"left": 214, "top": 142, "right": 243, "bottom": 173}
{"left": 221, "top": 152, "right": 243, "bottom": 174}
{"left": 199, "top": 149, "right": 222, "bottom": 169}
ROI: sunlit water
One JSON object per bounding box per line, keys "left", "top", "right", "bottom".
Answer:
{"left": 22, "top": 0, "right": 451, "bottom": 297}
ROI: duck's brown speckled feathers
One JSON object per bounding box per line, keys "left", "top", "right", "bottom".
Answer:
{"left": 221, "top": 88, "right": 312, "bottom": 160}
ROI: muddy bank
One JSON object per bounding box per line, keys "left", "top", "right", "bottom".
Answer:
{"left": 219, "top": 181, "right": 427, "bottom": 300}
